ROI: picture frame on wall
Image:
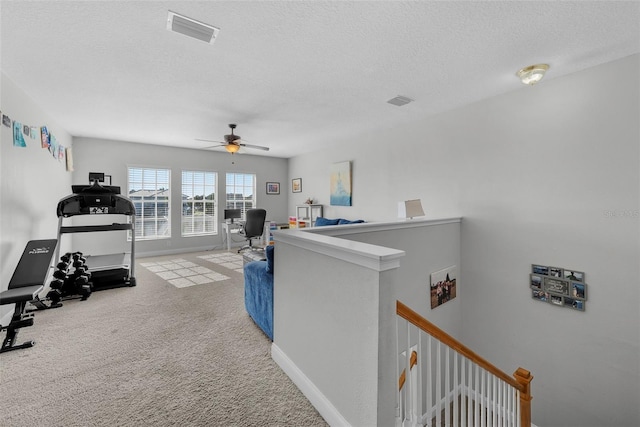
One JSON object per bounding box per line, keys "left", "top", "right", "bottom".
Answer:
{"left": 564, "top": 296, "right": 585, "bottom": 311}
{"left": 570, "top": 282, "right": 587, "bottom": 299}
{"left": 532, "top": 289, "right": 547, "bottom": 302}
{"left": 549, "top": 267, "right": 563, "bottom": 278}
{"left": 292, "top": 178, "right": 302, "bottom": 193}
{"left": 532, "top": 264, "right": 549, "bottom": 275}
{"left": 564, "top": 270, "right": 584, "bottom": 282}
{"left": 266, "top": 182, "right": 280, "bottom": 195}
{"left": 530, "top": 274, "right": 543, "bottom": 290}
{"left": 543, "top": 277, "right": 569, "bottom": 295}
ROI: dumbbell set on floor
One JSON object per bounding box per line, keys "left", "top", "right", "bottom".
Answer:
{"left": 47, "top": 252, "right": 93, "bottom": 303}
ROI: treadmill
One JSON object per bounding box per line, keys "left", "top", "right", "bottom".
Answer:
{"left": 54, "top": 180, "right": 136, "bottom": 290}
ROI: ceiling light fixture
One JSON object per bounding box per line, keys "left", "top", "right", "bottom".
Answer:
{"left": 225, "top": 144, "right": 240, "bottom": 154}
{"left": 167, "top": 11, "right": 219, "bottom": 44}
{"left": 516, "top": 64, "right": 549, "bottom": 85}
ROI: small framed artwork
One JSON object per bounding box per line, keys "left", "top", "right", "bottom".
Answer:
{"left": 266, "top": 182, "right": 280, "bottom": 195}
{"left": 292, "top": 178, "right": 302, "bottom": 193}
{"left": 532, "top": 264, "right": 549, "bottom": 275}
{"left": 532, "top": 290, "right": 548, "bottom": 302}
{"left": 549, "top": 267, "right": 563, "bottom": 278}
{"left": 530, "top": 274, "right": 543, "bottom": 290}
{"left": 564, "top": 270, "right": 584, "bottom": 282}
{"left": 543, "top": 277, "right": 569, "bottom": 295}
{"left": 570, "top": 282, "right": 587, "bottom": 299}
{"left": 550, "top": 294, "right": 563, "bottom": 306}
{"left": 564, "top": 297, "right": 585, "bottom": 311}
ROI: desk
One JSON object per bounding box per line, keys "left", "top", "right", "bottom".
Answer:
{"left": 222, "top": 222, "right": 243, "bottom": 251}
{"left": 222, "top": 221, "right": 273, "bottom": 251}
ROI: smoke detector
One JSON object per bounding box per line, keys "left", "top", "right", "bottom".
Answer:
{"left": 167, "top": 11, "right": 219, "bottom": 44}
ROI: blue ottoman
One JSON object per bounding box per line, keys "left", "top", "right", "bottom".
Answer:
{"left": 243, "top": 245, "right": 274, "bottom": 340}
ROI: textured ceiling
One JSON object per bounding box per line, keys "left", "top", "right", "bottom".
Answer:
{"left": 1, "top": 1, "right": 639, "bottom": 158}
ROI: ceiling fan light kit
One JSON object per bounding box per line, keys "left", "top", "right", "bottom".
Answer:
{"left": 196, "top": 123, "right": 270, "bottom": 154}
{"left": 516, "top": 64, "right": 549, "bottom": 85}
{"left": 225, "top": 144, "right": 240, "bottom": 154}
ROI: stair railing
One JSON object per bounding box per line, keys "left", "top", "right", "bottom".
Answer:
{"left": 396, "top": 300, "right": 532, "bottom": 427}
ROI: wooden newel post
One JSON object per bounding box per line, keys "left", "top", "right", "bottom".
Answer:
{"left": 514, "top": 367, "right": 533, "bottom": 427}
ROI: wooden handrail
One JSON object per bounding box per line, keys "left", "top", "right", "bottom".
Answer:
{"left": 398, "top": 350, "right": 418, "bottom": 391}
{"left": 396, "top": 301, "right": 533, "bottom": 396}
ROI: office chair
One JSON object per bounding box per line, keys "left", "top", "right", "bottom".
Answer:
{"left": 238, "top": 209, "right": 267, "bottom": 253}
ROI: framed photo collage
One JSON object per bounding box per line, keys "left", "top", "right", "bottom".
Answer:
{"left": 530, "top": 264, "right": 588, "bottom": 311}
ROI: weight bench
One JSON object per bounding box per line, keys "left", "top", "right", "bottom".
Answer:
{"left": 0, "top": 239, "right": 57, "bottom": 354}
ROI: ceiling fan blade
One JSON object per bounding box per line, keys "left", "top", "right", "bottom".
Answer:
{"left": 195, "top": 138, "right": 225, "bottom": 144}
{"left": 199, "top": 143, "right": 227, "bottom": 149}
{"left": 239, "top": 143, "right": 270, "bottom": 151}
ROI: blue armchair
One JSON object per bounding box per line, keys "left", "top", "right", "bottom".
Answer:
{"left": 243, "top": 245, "right": 274, "bottom": 340}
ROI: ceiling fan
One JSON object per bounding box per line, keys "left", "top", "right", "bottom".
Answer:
{"left": 196, "top": 124, "right": 270, "bottom": 154}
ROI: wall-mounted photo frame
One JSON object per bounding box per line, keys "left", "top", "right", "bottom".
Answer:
{"left": 532, "top": 290, "right": 547, "bottom": 302}
{"left": 530, "top": 264, "right": 588, "bottom": 312}
{"left": 570, "top": 282, "right": 587, "bottom": 299}
{"left": 292, "top": 178, "right": 302, "bottom": 193}
{"left": 549, "top": 267, "right": 563, "bottom": 278}
{"left": 330, "top": 161, "right": 352, "bottom": 206}
{"left": 429, "top": 265, "right": 457, "bottom": 309}
{"left": 532, "top": 264, "right": 549, "bottom": 275}
{"left": 550, "top": 294, "right": 563, "bottom": 306}
{"left": 266, "top": 182, "right": 280, "bottom": 195}
{"left": 530, "top": 274, "right": 543, "bottom": 290}
{"left": 564, "top": 270, "right": 584, "bottom": 282}
{"left": 543, "top": 277, "right": 569, "bottom": 295}
{"left": 563, "top": 297, "right": 585, "bottom": 311}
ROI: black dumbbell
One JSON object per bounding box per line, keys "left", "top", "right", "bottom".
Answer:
{"left": 53, "top": 270, "right": 67, "bottom": 280}
{"left": 57, "top": 261, "right": 69, "bottom": 271}
{"left": 80, "top": 285, "right": 92, "bottom": 301}
{"left": 46, "top": 289, "right": 62, "bottom": 304}
{"left": 60, "top": 253, "right": 72, "bottom": 263}
{"left": 49, "top": 279, "right": 64, "bottom": 290}
{"left": 74, "top": 275, "right": 89, "bottom": 289}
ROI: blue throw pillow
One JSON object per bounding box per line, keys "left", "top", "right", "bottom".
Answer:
{"left": 338, "top": 219, "right": 365, "bottom": 225}
{"left": 315, "top": 217, "right": 340, "bottom": 226}
{"left": 265, "top": 245, "right": 274, "bottom": 273}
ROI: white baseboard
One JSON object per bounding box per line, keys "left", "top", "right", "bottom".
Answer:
{"left": 271, "top": 343, "right": 351, "bottom": 427}
{"left": 136, "top": 245, "right": 227, "bottom": 258}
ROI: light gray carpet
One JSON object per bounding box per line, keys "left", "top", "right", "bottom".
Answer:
{"left": 0, "top": 250, "right": 327, "bottom": 427}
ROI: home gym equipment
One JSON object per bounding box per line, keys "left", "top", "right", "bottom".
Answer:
{"left": 48, "top": 251, "right": 93, "bottom": 301}
{"left": 0, "top": 239, "right": 57, "bottom": 353}
{"left": 54, "top": 180, "right": 136, "bottom": 290}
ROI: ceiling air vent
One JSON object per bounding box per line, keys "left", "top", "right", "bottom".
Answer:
{"left": 167, "top": 11, "right": 219, "bottom": 44}
{"left": 387, "top": 95, "right": 413, "bottom": 106}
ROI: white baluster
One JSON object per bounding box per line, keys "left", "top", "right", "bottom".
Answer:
{"left": 453, "top": 353, "right": 459, "bottom": 427}
{"left": 480, "top": 369, "right": 489, "bottom": 427}
{"left": 426, "top": 336, "right": 432, "bottom": 426}
{"left": 417, "top": 333, "right": 423, "bottom": 427}
{"left": 467, "top": 362, "right": 473, "bottom": 427}
{"left": 445, "top": 346, "right": 450, "bottom": 426}
{"left": 460, "top": 357, "right": 468, "bottom": 427}
{"left": 436, "top": 341, "right": 441, "bottom": 427}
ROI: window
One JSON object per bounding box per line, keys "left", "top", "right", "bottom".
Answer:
{"left": 182, "top": 170, "right": 217, "bottom": 236}
{"left": 225, "top": 173, "right": 256, "bottom": 219}
{"left": 128, "top": 167, "right": 171, "bottom": 240}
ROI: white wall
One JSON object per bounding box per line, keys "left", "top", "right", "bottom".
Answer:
{"left": 288, "top": 55, "right": 640, "bottom": 427}
{"left": 0, "top": 72, "right": 73, "bottom": 323}
{"left": 273, "top": 219, "right": 460, "bottom": 426}
{"left": 72, "top": 137, "right": 289, "bottom": 257}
